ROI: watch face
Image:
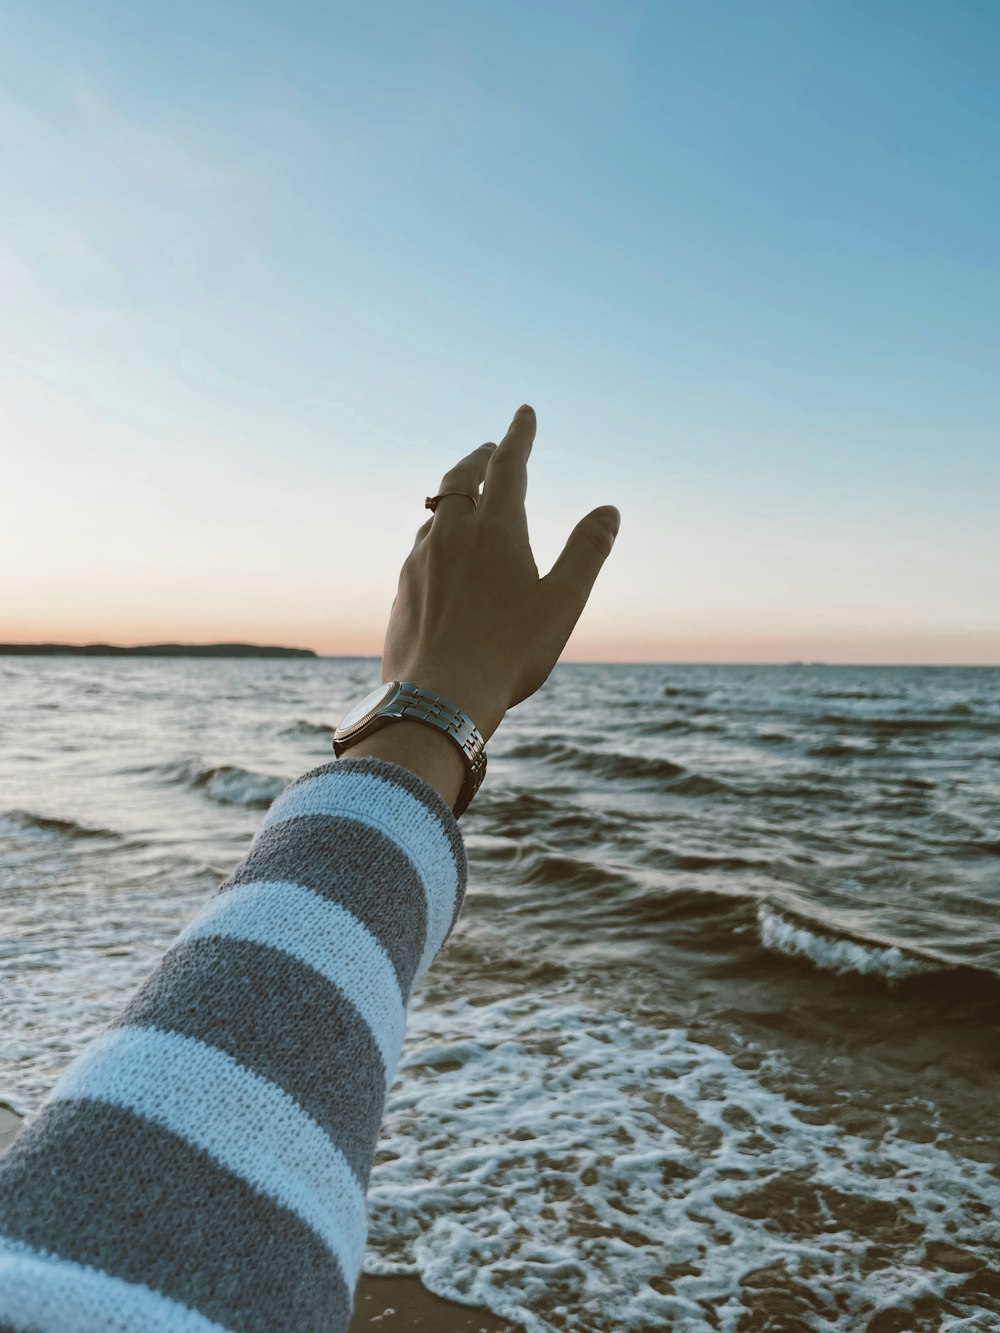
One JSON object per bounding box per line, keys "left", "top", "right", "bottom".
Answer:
{"left": 336, "top": 682, "right": 398, "bottom": 738}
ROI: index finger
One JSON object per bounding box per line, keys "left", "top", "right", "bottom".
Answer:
{"left": 480, "top": 404, "right": 536, "bottom": 522}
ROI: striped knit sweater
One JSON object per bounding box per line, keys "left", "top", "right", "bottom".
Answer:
{"left": 0, "top": 757, "right": 467, "bottom": 1333}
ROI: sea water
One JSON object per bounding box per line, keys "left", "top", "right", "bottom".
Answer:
{"left": 1, "top": 659, "right": 998, "bottom": 1330}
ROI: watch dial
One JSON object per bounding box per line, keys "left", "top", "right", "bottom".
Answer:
{"left": 336, "top": 682, "right": 397, "bottom": 735}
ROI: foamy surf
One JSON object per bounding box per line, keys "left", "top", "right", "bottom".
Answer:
{"left": 367, "top": 993, "right": 1000, "bottom": 1331}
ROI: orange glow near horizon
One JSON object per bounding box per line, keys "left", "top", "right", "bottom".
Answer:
{"left": 2, "top": 614, "right": 997, "bottom": 667}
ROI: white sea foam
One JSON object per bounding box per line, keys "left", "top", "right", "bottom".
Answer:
{"left": 367, "top": 993, "right": 1000, "bottom": 1331}
{"left": 757, "top": 905, "right": 933, "bottom": 980}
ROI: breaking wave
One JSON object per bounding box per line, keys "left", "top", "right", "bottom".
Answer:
{"left": 150, "top": 759, "right": 287, "bottom": 808}
{"left": 191, "top": 765, "right": 286, "bottom": 808}
{"left": 757, "top": 906, "right": 935, "bottom": 981}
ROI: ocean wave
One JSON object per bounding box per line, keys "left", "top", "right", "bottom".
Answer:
{"left": 615, "top": 884, "right": 757, "bottom": 928}
{"left": 476, "top": 794, "right": 642, "bottom": 841}
{"left": 518, "top": 851, "right": 636, "bottom": 896}
{"left": 471, "top": 787, "right": 557, "bottom": 816}
{"left": 757, "top": 906, "right": 934, "bottom": 981}
{"left": 661, "top": 684, "right": 708, "bottom": 698}
{"left": 502, "top": 738, "right": 729, "bottom": 792}
{"left": 280, "top": 719, "right": 335, "bottom": 739}
{"left": 895, "top": 774, "right": 935, "bottom": 789}
{"left": 636, "top": 718, "right": 726, "bottom": 737}
{"left": 152, "top": 759, "right": 287, "bottom": 809}
{"left": 816, "top": 689, "right": 899, "bottom": 701}
{"left": 193, "top": 765, "right": 286, "bottom": 808}
{"left": 817, "top": 712, "right": 999, "bottom": 735}
{"left": 808, "top": 740, "right": 872, "bottom": 758}
{"left": 742, "top": 774, "right": 858, "bottom": 806}
{"left": 661, "top": 850, "right": 771, "bottom": 873}
{"left": 504, "top": 847, "right": 761, "bottom": 929}
{"left": 0, "top": 810, "right": 118, "bottom": 840}
{"left": 504, "top": 737, "right": 683, "bottom": 780}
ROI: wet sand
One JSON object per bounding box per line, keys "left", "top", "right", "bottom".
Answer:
{"left": 350, "top": 1277, "right": 514, "bottom": 1331}
{"left": 0, "top": 1106, "right": 513, "bottom": 1332}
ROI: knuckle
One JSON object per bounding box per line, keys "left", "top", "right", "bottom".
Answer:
{"left": 440, "top": 464, "right": 477, "bottom": 492}
{"left": 425, "top": 518, "right": 455, "bottom": 551}
{"left": 485, "top": 448, "right": 511, "bottom": 473}
{"left": 582, "top": 521, "right": 614, "bottom": 560}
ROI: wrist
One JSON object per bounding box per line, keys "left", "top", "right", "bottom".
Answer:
{"left": 342, "top": 719, "right": 466, "bottom": 812}
{"left": 387, "top": 668, "right": 506, "bottom": 742}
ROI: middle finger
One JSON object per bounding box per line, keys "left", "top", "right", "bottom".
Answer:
{"left": 426, "top": 441, "right": 497, "bottom": 530}
{"left": 479, "top": 404, "right": 536, "bottom": 524}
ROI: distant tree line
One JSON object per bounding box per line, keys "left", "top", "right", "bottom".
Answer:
{"left": 0, "top": 643, "right": 318, "bottom": 658}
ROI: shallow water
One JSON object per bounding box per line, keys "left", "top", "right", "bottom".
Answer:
{"left": 1, "top": 659, "right": 998, "bottom": 1330}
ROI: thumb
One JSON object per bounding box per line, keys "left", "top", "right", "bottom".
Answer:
{"left": 542, "top": 505, "right": 621, "bottom": 631}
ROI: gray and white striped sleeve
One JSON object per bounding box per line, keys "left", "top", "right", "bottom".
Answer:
{"left": 0, "top": 757, "right": 467, "bottom": 1333}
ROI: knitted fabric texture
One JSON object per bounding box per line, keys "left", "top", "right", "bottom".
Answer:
{"left": 0, "top": 757, "right": 467, "bottom": 1333}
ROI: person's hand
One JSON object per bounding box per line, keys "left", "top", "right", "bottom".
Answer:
{"left": 381, "top": 404, "right": 620, "bottom": 742}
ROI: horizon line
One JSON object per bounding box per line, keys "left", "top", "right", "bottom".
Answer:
{"left": 1, "top": 641, "right": 997, "bottom": 670}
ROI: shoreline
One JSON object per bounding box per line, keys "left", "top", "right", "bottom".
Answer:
{"left": 0, "top": 1108, "right": 514, "bottom": 1332}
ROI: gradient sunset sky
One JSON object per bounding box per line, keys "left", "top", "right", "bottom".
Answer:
{"left": 1, "top": 1, "right": 997, "bottom": 663}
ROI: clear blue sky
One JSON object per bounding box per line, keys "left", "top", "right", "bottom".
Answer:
{"left": 2, "top": 1, "right": 997, "bottom": 661}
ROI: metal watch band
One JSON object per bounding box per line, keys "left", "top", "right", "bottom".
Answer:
{"left": 333, "top": 681, "right": 487, "bottom": 818}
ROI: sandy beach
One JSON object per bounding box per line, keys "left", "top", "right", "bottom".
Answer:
{"left": 0, "top": 1106, "right": 514, "bottom": 1333}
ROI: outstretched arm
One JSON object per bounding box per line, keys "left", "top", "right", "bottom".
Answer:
{"left": 0, "top": 758, "right": 465, "bottom": 1333}
{"left": 0, "top": 405, "right": 619, "bottom": 1332}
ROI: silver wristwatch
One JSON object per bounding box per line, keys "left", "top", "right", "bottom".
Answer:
{"left": 332, "top": 681, "right": 487, "bottom": 818}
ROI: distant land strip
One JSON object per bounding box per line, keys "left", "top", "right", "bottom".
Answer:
{"left": 0, "top": 643, "right": 318, "bottom": 658}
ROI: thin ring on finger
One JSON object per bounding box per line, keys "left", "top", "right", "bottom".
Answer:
{"left": 424, "top": 442, "right": 496, "bottom": 530}
{"left": 425, "top": 490, "right": 478, "bottom": 513}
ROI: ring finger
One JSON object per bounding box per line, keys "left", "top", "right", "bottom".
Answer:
{"left": 425, "top": 442, "right": 497, "bottom": 530}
